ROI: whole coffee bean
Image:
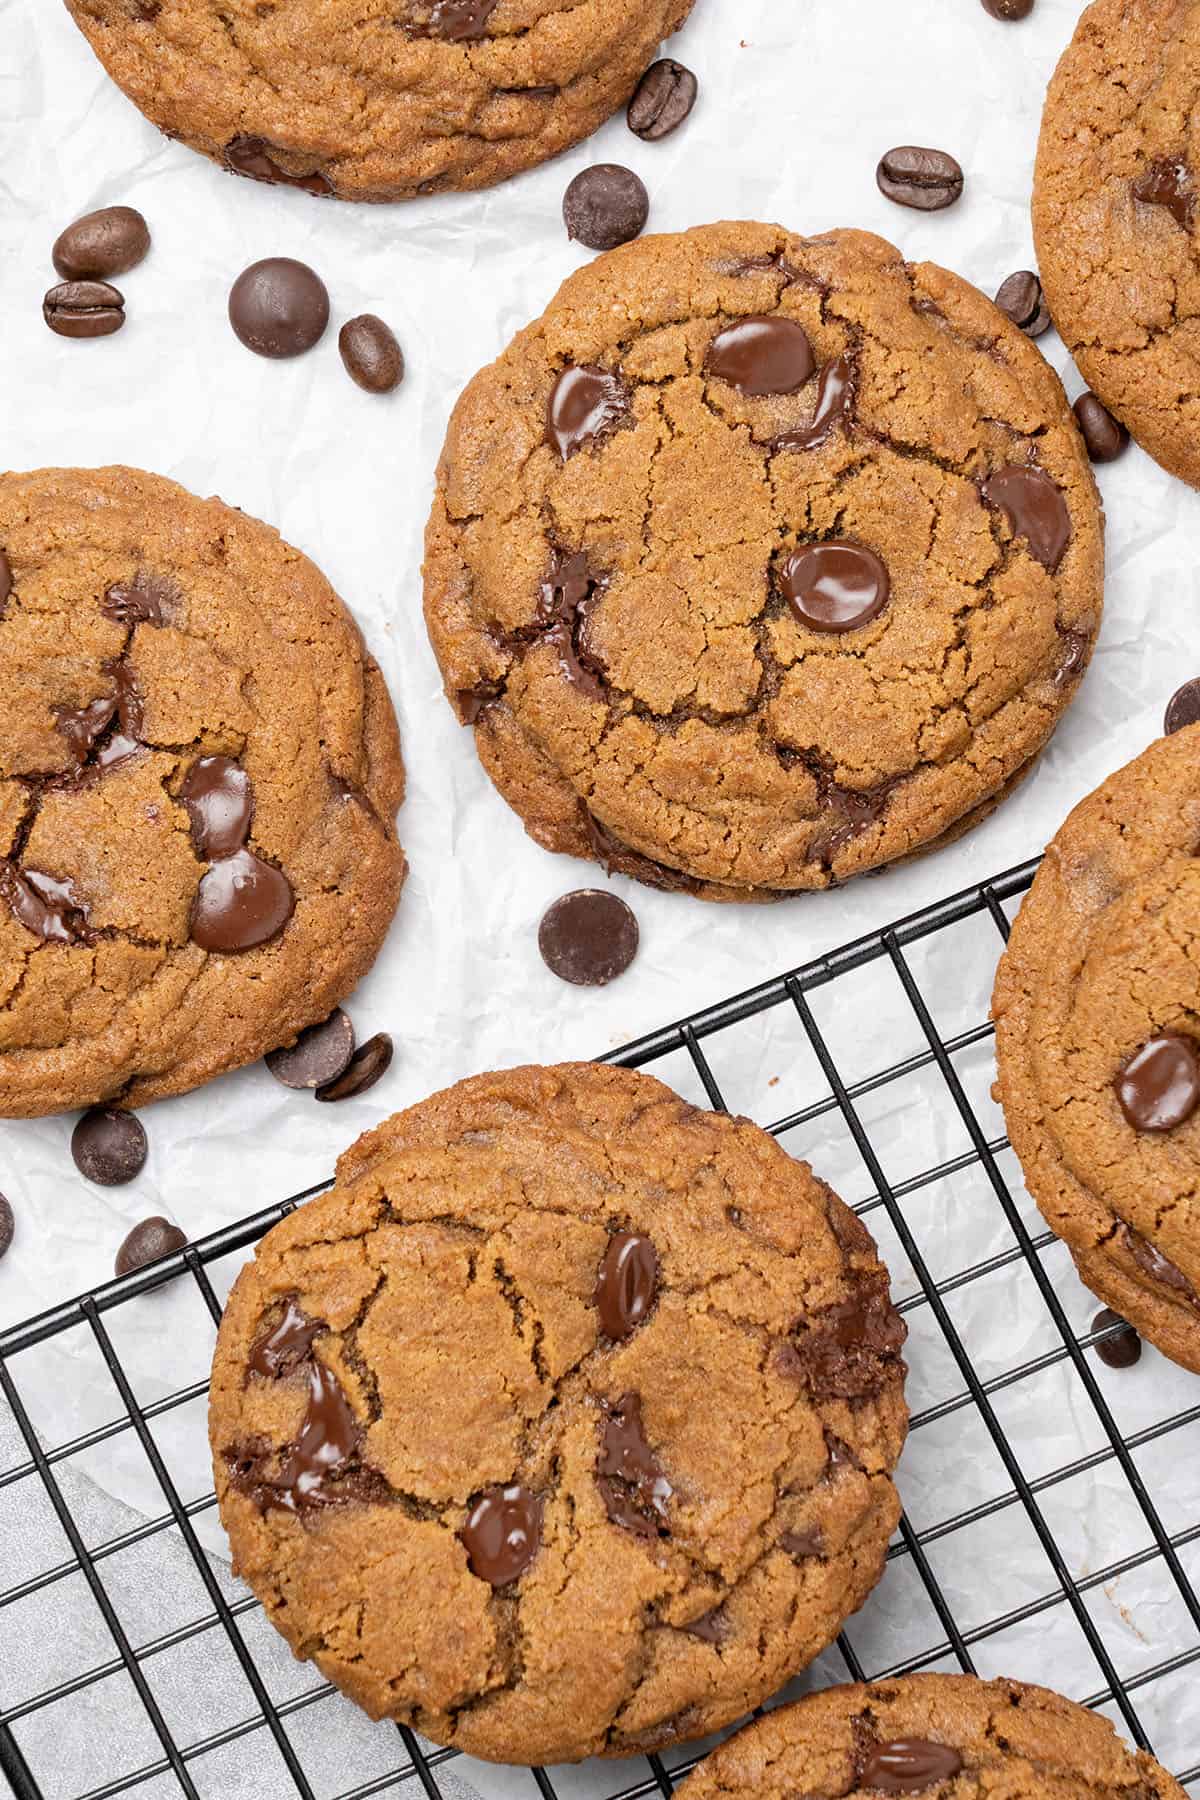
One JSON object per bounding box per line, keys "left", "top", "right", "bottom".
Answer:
{"left": 71, "top": 1107, "right": 148, "bottom": 1186}
{"left": 982, "top": 0, "right": 1034, "bottom": 17}
{"left": 1165, "top": 677, "right": 1200, "bottom": 736}
{"left": 1091, "top": 1307, "right": 1142, "bottom": 1369}
{"left": 995, "top": 270, "right": 1050, "bottom": 337}
{"left": 228, "top": 257, "right": 329, "bottom": 359}
{"left": 539, "top": 889, "right": 639, "bottom": 986}
{"left": 52, "top": 206, "right": 150, "bottom": 281}
{"left": 43, "top": 280, "right": 125, "bottom": 340}
{"left": 315, "top": 1031, "right": 393, "bottom": 1102}
{"left": 338, "top": 315, "right": 405, "bottom": 393}
{"left": 265, "top": 1008, "right": 356, "bottom": 1088}
{"left": 115, "top": 1217, "right": 187, "bottom": 1278}
{"left": 0, "top": 1194, "right": 13, "bottom": 1261}
{"left": 1073, "top": 391, "right": 1128, "bottom": 464}
{"left": 563, "top": 164, "right": 649, "bottom": 251}
{"left": 876, "top": 145, "right": 964, "bottom": 212}
{"left": 627, "top": 59, "right": 698, "bottom": 141}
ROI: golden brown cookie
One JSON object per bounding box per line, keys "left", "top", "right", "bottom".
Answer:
{"left": 424, "top": 224, "right": 1104, "bottom": 902}
{"left": 0, "top": 466, "right": 405, "bottom": 1115}
{"left": 682, "top": 1673, "right": 1186, "bottom": 1800}
{"left": 208, "top": 1062, "right": 908, "bottom": 1765}
{"left": 993, "top": 727, "right": 1200, "bottom": 1372}
{"left": 63, "top": 0, "right": 695, "bottom": 201}
{"left": 1034, "top": 0, "right": 1200, "bottom": 488}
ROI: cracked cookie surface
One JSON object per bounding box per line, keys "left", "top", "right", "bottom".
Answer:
{"left": 682, "top": 1673, "right": 1187, "bottom": 1800}
{"left": 1034, "top": 0, "right": 1200, "bottom": 488}
{"left": 423, "top": 224, "right": 1104, "bottom": 902}
{"left": 64, "top": 0, "right": 695, "bottom": 201}
{"left": 208, "top": 1062, "right": 908, "bottom": 1764}
{"left": 993, "top": 727, "right": 1200, "bottom": 1372}
{"left": 0, "top": 466, "right": 405, "bottom": 1115}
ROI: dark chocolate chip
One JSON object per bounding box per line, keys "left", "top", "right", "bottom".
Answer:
{"left": 876, "top": 146, "right": 964, "bottom": 211}
{"left": 705, "top": 315, "right": 815, "bottom": 397}
{"left": 780, "top": 1526, "right": 825, "bottom": 1559}
{"left": 861, "top": 1740, "right": 964, "bottom": 1793}
{"left": 683, "top": 1607, "right": 726, "bottom": 1643}
{"left": 771, "top": 355, "right": 856, "bottom": 452}
{"left": 224, "top": 136, "right": 333, "bottom": 196}
{"left": 0, "top": 864, "right": 93, "bottom": 944}
{"left": 1165, "top": 678, "right": 1200, "bottom": 736}
{"left": 228, "top": 258, "right": 329, "bottom": 359}
{"left": 72, "top": 1108, "right": 148, "bottom": 1187}
{"left": 1073, "top": 392, "right": 1128, "bottom": 464}
{"left": 595, "top": 1231, "right": 659, "bottom": 1339}
{"left": 596, "top": 1391, "right": 673, "bottom": 1537}
{"left": 179, "top": 756, "right": 254, "bottom": 861}
{"left": 338, "top": 314, "right": 405, "bottom": 394}
{"left": 1132, "top": 158, "right": 1193, "bottom": 231}
{"left": 314, "top": 1031, "right": 393, "bottom": 1102}
{"left": 43, "top": 280, "right": 125, "bottom": 339}
{"left": 226, "top": 1358, "right": 373, "bottom": 1514}
{"left": 994, "top": 270, "right": 1050, "bottom": 337}
{"left": 408, "top": 0, "right": 500, "bottom": 39}
{"left": 101, "top": 572, "right": 173, "bottom": 625}
{"left": 982, "top": 0, "right": 1034, "bottom": 19}
{"left": 190, "top": 848, "right": 294, "bottom": 952}
{"left": 250, "top": 1297, "right": 324, "bottom": 1378}
{"left": 114, "top": 1217, "right": 187, "bottom": 1277}
{"left": 0, "top": 1195, "right": 13, "bottom": 1261}
{"left": 1091, "top": 1308, "right": 1142, "bottom": 1369}
{"left": 780, "top": 541, "right": 891, "bottom": 633}
{"left": 538, "top": 549, "right": 607, "bottom": 700}
{"left": 980, "top": 464, "right": 1071, "bottom": 571}
{"left": 0, "top": 550, "right": 11, "bottom": 611}
{"left": 265, "top": 1009, "right": 356, "bottom": 1090}
{"left": 1124, "top": 1226, "right": 1200, "bottom": 1307}
{"left": 538, "top": 889, "right": 638, "bottom": 986}
{"left": 461, "top": 1484, "right": 543, "bottom": 1584}
{"left": 546, "top": 365, "right": 629, "bottom": 460}
{"left": 627, "top": 59, "right": 697, "bottom": 140}
{"left": 53, "top": 207, "right": 150, "bottom": 281}
{"left": 563, "top": 164, "right": 649, "bottom": 251}
{"left": 1114, "top": 1033, "right": 1200, "bottom": 1132}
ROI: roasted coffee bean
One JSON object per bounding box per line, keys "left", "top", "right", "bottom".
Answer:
{"left": 1091, "top": 1308, "right": 1142, "bottom": 1368}
{"left": 994, "top": 269, "right": 1050, "bottom": 337}
{"left": 315, "top": 1031, "right": 393, "bottom": 1102}
{"left": 627, "top": 59, "right": 697, "bottom": 140}
{"left": 563, "top": 164, "right": 649, "bottom": 250}
{"left": 52, "top": 206, "right": 150, "bottom": 281}
{"left": 0, "top": 1194, "right": 13, "bottom": 1261}
{"left": 115, "top": 1217, "right": 188, "bottom": 1278}
{"left": 71, "top": 1107, "right": 148, "bottom": 1185}
{"left": 1073, "top": 392, "right": 1129, "bottom": 463}
{"left": 338, "top": 314, "right": 405, "bottom": 393}
{"left": 1165, "top": 678, "right": 1200, "bottom": 736}
{"left": 43, "top": 280, "right": 125, "bottom": 339}
{"left": 265, "top": 1009, "right": 356, "bottom": 1088}
{"left": 982, "top": 0, "right": 1034, "bottom": 16}
{"left": 228, "top": 258, "right": 329, "bottom": 359}
{"left": 876, "top": 145, "right": 964, "bottom": 212}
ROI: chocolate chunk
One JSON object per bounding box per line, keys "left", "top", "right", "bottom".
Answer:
{"left": 1091, "top": 1308, "right": 1142, "bottom": 1369}
{"left": 1073, "top": 392, "right": 1128, "bottom": 464}
{"left": 0, "top": 550, "right": 11, "bottom": 611}
{"left": 771, "top": 354, "right": 855, "bottom": 452}
{"left": 563, "top": 164, "right": 649, "bottom": 251}
{"left": 682, "top": 1607, "right": 726, "bottom": 1643}
{"left": 1133, "top": 158, "right": 1193, "bottom": 231}
{"left": 114, "top": 1217, "right": 187, "bottom": 1277}
{"left": 55, "top": 693, "right": 119, "bottom": 764}
{"left": 538, "top": 548, "right": 607, "bottom": 699}
{"left": 101, "top": 572, "right": 172, "bottom": 625}
{"left": 1114, "top": 1033, "right": 1200, "bottom": 1132}
{"left": 224, "top": 136, "right": 333, "bottom": 196}
{"left": 861, "top": 1740, "right": 964, "bottom": 1793}
{"left": 228, "top": 258, "right": 330, "bottom": 359}
{"left": 408, "top": 0, "right": 501, "bottom": 38}
{"left": 1052, "top": 629, "right": 1089, "bottom": 690}
{"left": 179, "top": 756, "right": 254, "bottom": 860}
{"left": 1165, "top": 678, "right": 1200, "bottom": 736}
{"left": 315, "top": 1031, "right": 393, "bottom": 1102}
{"left": 43, "top": 279, "right": 125, "bottom": 339}
{"left": 0, "top": 864, "right": 92, "bottom": 945}
{"left": 780, "top": 1525, "right": 825, "bottom": 1559}
{"left": 876, "top": 146, "right": 964, "bottom": 211}
{"left": 190, "top": 848, "right": 295, "bottom": 952}
{"left": 705, "top": 316, "right": 815, "bottom": 397}
{"left": 627, "top": 59, "right": 698, "bottom": 140}
{"left": 265, "top": 1009, "right": 356, "bottom": 1090}
{"left": 1123, "top": 1226, "right": 1200, "bottom": 1308}
{"left": 980, "top": 464, "right": 1071, "bottom": 571}
{"left": 994, "top": 270, "right": 1050, "bottom": 337}
{"left": 596, "top": 1391, "right": 673, "bottom": 1538}
{"left": 226, "top": 1357, "right": 370, "bottom": 1514}
{"left": 538, "top": 889, "right": 639, "bottom": 986}
{"left": 594, "top": 1231, "right": 659, "bottom": 1338}
{"left": 0, "top": 1195, "right": 13, "bottom": 1261}
{"left": 460, "top": 1484, "right": 544, "bottom": 1585}
{"left": 982, "top": 0, "right": 1034, "bottom": 17}
{"left": 72, "top": 1108, "right": 148, "bottom": 1187}
{"left": 780, "top": 541, "right": 891, "bottom": 633}
{"left": 546, "top": 365, "right": 629, "bottom": 460}
{"left": 338, "top": 314, "right": 405, "bottom": 394}
{"left": 249, "top": 1297, "right": 324, "bottom": 1378}
{"left": 783, "top": 1284, "right": 907, "bottom": 1399}
{"left": 52, "top": 207, "right": 150, "bottom": 281}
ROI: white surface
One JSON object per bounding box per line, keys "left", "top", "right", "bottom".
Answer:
{"left": 0, "top": 0, "right": 1198, "bottom": 1794}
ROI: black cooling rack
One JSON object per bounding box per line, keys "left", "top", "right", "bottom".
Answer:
{"left": 2, "top": 855, "right": 1198, "bottom": 1800}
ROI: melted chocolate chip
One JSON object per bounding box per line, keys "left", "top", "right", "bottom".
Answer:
{"left": 114, "top": 1217, "right": 187, "bottom": 1277}
{"left": 408, "top": 0, "right": 500, "bottom": 38}
{"left": 538, "top": 889, "right": 639, "bottom": 986}
{"left": 782, "top": 1285, "right": 907, "bottom": 1399}
{"left": 682, "top": 1607, "right": 727, "bottom": 1643}
{"left": 705, "top": 316, "right": 815, "bottom": 397}
{"left": 780, "top": 1525, "right": 825, "bottom": 1559}
{"left": 594, "top": 1231, "right": 660, "bottom": 1338}
{"left": 1164, "top": 678, "right": 1200, "bottom": 736}
{"left": 265, "top": 1009, "right": 356, "bottom": 1090}
{"left": 0, "top": 551, "right": 11, "bottom": 612}
{"left": 101, "top": 572, "right": 172, "bottom": 626}
{"left": 315, "top": 1031, "right": 393, "bottom": 1102}
{"left": 538, "top": 549, "right": 607, "bottom": 698}
{"left": 55, "top": 693, "right": 119, "bottom": 764}
{"left": 190, "top": 848, "right": 294, "bottom": 953}
{"left": 772, "top": 354, "right": 855, "bottom": 452}
{"left": 249, "top": 1297, "right": 324, "bottom": 1378}
{"left": 226, "top": 1358, "right": 375, "bottom": 1515}
{"left": 460, "top": 1484, "right": 543, "bottom": 1584}
{"left": 0, "top": 864, "right": 92, "bottom": 944}
{"left": 546, "top": 365, "right": 629, "bottom": 461}
{"left": 179, "top": 756, "right": 254, "bottom": 860}
{"left": 72, "top": 1107, "right": 148, "bottom": 1186}
{"left": 1053, "top": 628, "right": 1090, "bottom": 689}
{"left": 1114, "top": 1033, "right": 1200, "bottom": 1132}
{"left": 980, "top": 464, "right": 1071, "bottom": 571}
{"left": 224, "top": 136, "right": 333, "bottom": 196}
{"left": 1124, "top": 1226, "right": 1200, "bottom": 1309}
{"left": 861, "top": 1741, "right": 964, "bottom": 1793}
{"left": 1091, "top": 1308, "right": 1142, "bottom": 1370}
{"left": 780, "top": 541, "right": 891, "bottom": 633}
{"left": 1133, "top": 158, "right": 1193, "bottom": 231}
{"left": 596, "top": 1392, "right": 673, "bottom": 1538}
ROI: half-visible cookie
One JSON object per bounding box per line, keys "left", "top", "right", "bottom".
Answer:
{"left": 209, "top": 1062, "right": 908, "bottom": 1765}
{"left": 0, "top": 466, "right": 405, "bottom": 1114}
{"left": 424, "top": 224, "right": 1104, "bottom": 901}
{"left": 993, "top": 728, "right": 1200, "bottom": 1371}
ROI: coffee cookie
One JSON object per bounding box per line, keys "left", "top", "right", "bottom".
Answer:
{"left": 993, "top": 727, "right": 1200, "bottom": 1371}
{"left": 209, "top": 1062, "right": 907, "bottom": 1764}
{"left": 424, "top": 224, "right": 1104, "bottom": 901}
{"left": 1034, "top": 0, "right": 1200, "bottom": 487}
{"left": 683, "top": 1673, "right": 1187, "bottom": 1800}
{"left": 64, "top": 0, "right": 695, "bottom": 202}
{"left": 0, "top": 466, "right": 405, "bottom": 1114}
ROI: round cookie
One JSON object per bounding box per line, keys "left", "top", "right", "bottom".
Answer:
{"left": 993, "top": 727, "right": 1200, "bottom": 1371}
{"left": 424, "top": 224, "right": 1104, "bottom": 901}
{"left": 682, "top": 1673, "right": 1187, "bottom": 1800}
{"left": 209, "top": 1062, "right": 908, "bottom": 1765}
{"left": 1034, "top": 0, "right": 1200, "bottom": 488}
{"left": 0, "top": 466, "right": 405, "bottom": 1114}
{"left": 64, "top": 0, "right": 695, "bottom": 202}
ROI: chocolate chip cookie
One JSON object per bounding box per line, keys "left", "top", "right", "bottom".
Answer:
{"left": 209, "top": 1062, "right": 908, "bottom": 1764}
{"left": 424, "top": 224, "right": 1104, "bottom": 901}
{"left": 0, "top": 466, "right": 405, "bottom": 1114}
{"left": 683, "top": 1673, "right": 1187, "bottom": 1800}
{"left": 993, "top": 727, "right": 1200, "bottom": 1372}
{"left": 64, "top": 0, "right": 695, "bottom": 202}
{"left": 1034, "top": 0, "right": 1200, "bottom": 487}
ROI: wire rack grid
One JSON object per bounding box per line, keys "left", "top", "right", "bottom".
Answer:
{"left": 1, "top": 855, "right": 1198, "bottom": 1800}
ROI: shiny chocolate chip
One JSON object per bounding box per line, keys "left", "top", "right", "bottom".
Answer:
{"left": 596, "top": 1391, "right": 673, "bottom": 1538}
{"left": 1132, "top": 158, "right": 1193, "bottom": 231}
{"left": 409, "top": 0, "right": 501, "bottom": 38}
{"left": 1091, "top": 1308, "right": 1142, "bottom": 1369}
{"left": 538, "top": 889, "right": 638, "bottom": 986}
{"left": 72, "top": 1108, "right": 148, "bottom": 1187}
{"left": 250, "top": 1298, "right": 324, "bottom": 1378}
{"left": 1165, "top": 678, "right": 1200, "bottom": 735}
{"left": 627, "top": 59, "right": 698, "bottom": 140}
{"left": 265, "top": 1010, "right": 356, "bottom": 1090}
{"left": 595, "top": 1231, "right": 659, "bottom": 1339}
{"left": 0, "top": 864, "right": 92, "bottom": 945}
{"left": 114, "top": 1217, "right": 187, "bottom": 1277}
{"left": 861, "top": 1740, "right": 964, "bottom": 1793}
{"left": 228, "top": 258, "right": 329, "bottom": 359}
{"left": 781, "top": 540, "right": 891, "bottom": 632}
{"left": 994, "top": 269, "right": 1050, "bottom": 337}
{"left": 1115, "top": 1033, "right": 1200, "bottom": 1132}
{"left": 0, "top": 1195, "right": 13, "bottom": 1261}
{"left": 461, "top": 1484, "right": 543, "bottom": 1584}
{"left": 705, "top": 315, "right": 814, "bottom": 396}
{"left": 563, "top": 164, "right": 649, "bottom": 251}
{"left": 876, "top": 146, "right": 964, "bottom": 211}
{"left": 224, "top": 136, "right": 333, "bottom": 196}
{"left": 771, "top": 355, "right": 856, "bottom": 452}
{"left": 101, "top": 572, "right": 173, "bottom": 625}
{"left": 546, "top": 365, "right": 629, "bottom": 460}
{"left": 190, "top": 849, "right": 294, "bottom": 952}
{"left": 179, "top": 757, "right": 253, "bottom": 861}
{"left": 339, "top": 314, "right": 405, "bottom": 394}
{"left": 44, "top": 280, "right": 125, "bottom": 339}
{"left": 53, "top": 207, "right": 150, "bottom": 281}
{"left": 227, "top": 1358, "right": 369, "bottom": 1515}
{"left": 980, "top": 464, "right": 1071, "bottom": 571}
{"left": 315, "top": 1031, "right": 393, "bottom": 1102}
{"left": 982, "top": 0, "right": 1034, "bottom": 16}
{"left": 1073, "top": 392, "right": 1128, "bottom": 464}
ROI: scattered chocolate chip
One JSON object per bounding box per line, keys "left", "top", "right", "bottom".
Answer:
{"left": 981, "top": 0, "right": 1034, "bottom": 18}
{"left": 994, "top": 270, "right": 1050, "bottom": 337}
{"left": 546, "top": 365, "right": 629, "bottom": 460}
{"left": 1132, "top": 158, "right": 1193, "bottom": 231}
{"left": 595, "top": 1231, "right": 659, "bottom": 1338}
{"left": 627, "top": 59, "right": 698, "bottom": 140}
{"left": 1073, "top": 392, "right": 1128, "bottom": 464}
{"left": 705, "top": 315, "right": 815, "bottom": 397}
{"left": 72, "top": 1108, "right": 148, "bottom": 1186}
{"left": 538, "top": 889, "right": 638, "bottom": 986}
{"left": 563, "top": 164, "right": 649, "bottom": 251}
{"left": 980, "top": 464, "right": 1071, "bottom": 571}
{"left": 191, "top": 850, "right": 294, "bottom": 953}
{"left": 876, "top": 146, "right": 964, "bottom": 211}
{"left": 228, "top": 258, "right": 330, "bottom": 359}
{"left": 771, "top": 355, "right": 856, "bottom": 452}
{"left": 780, "top": 541, "right": 891, "bottom": 633}
{"left": 0, "top": 864, "right": 92, "bottom": 944}
{"left": 314, "top": 1031, "right": 393, "bottom": 1102}
{"left": 52, "top": 206, "right": 150, "bottom": 281}
{"left": 1114, "top": 1033, "right": 1200, "bottom": 1132}
{"left": 265, "top": 1009, "right": 356, "bottom": 1090}
{"left": 114, "top": 1217, "right": 187, "bottom": 1277}
{"left": 461, "top": 1484, "right": 544, "bottom": 1584}
{"left": 1091, "top": 1308, "right": 1142, "bottom": 1369}
{"left": 338, "top": 314, "right": 405, "bottom": 394}
{"left": 0, "top": 1195, "right": 13, "bottom": 1261}
{"left": 860, "top": 1740, "right": 964, "bottom": 1793}
{"left": 1165, "top": 678, "right": 1200, "bottom": 736}
{"left": 249, "top": 1297, "right": 324, "bottom": 1378}
{"left": 596, "top": 1391, "right": 673, "bottom": 1537}
{"left": 408, "top": 0, "right": 500, "bottom": 39}
{"left": 43, "top": 279, "right": 125, "bottom": 339}
{"left": 224, "top": 136, "right": 333, "bottom": 196}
